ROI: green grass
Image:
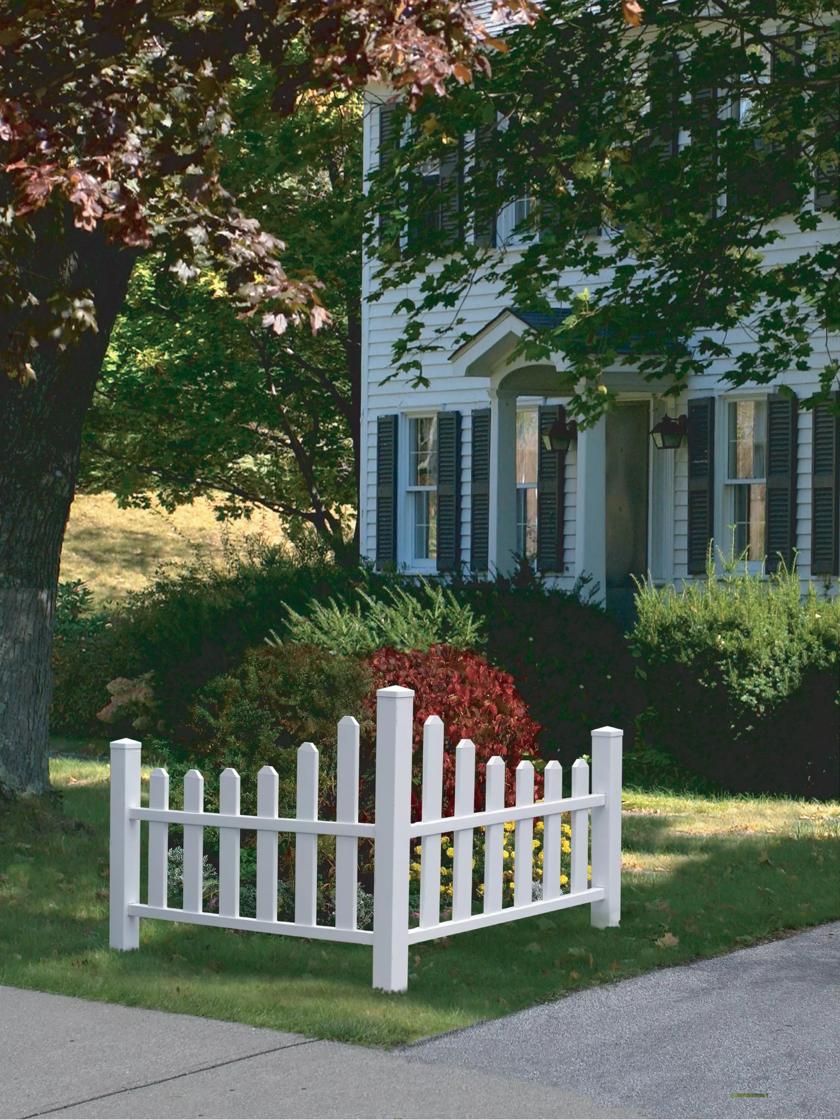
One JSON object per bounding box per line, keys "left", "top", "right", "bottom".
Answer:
{"left": 1, "top": 756, "right": 838, "bottom": 1046}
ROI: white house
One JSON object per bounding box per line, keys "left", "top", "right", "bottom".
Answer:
{"left": 358, "top": 28, "right": 839, "bottom": 609}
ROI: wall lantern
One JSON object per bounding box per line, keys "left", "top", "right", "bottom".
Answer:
{"left": 541, "top": 411, "right": 578, "bottom": 453}
{"left": 650, "top": 413, "right": 687, "bottom": 450}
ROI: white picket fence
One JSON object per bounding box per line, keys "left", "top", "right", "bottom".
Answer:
{"left": 110, "top": 685, "right": 622, "bottom": 992}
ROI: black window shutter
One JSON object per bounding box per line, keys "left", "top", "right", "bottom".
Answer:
{"left": 537, "top": 406, "right": 566, "bottom": 574}
{"left": 376, "top": 414, "right": 398, "bottom": 570}
{"left": 378, "top": 105, "right": 400, "bottom": 252}
{"left": 813, "top": 28, "right": 839, "bottom": 212}
{"left": 687, "top": 398, "right": 715, "bottom": 575}
{"left": 470, "top": 409, "right": 491, "bottom": 572}
{"left": 765, "top": 392, "right": 798, "bottom": 572}
{"left": 811, "top": 394, "right": 840, "bottom": 576}
{"left": 472, "top": 123, "right": 497, "bottom": 248}
{"left": 691, "top": 85, "right": 719, "bottom": 218}
{"left": 436, "top": 411, "right": 462, "bottom": 573}
{"left": 439, "top": 140, "right": 464, "bottom": 251}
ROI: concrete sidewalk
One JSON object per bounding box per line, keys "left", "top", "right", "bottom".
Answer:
{"left": 0, "top": 988, "right": 626, "bottom": 1120}
{"left": 1, "top": 923, "right": 837, "bottom": 1119}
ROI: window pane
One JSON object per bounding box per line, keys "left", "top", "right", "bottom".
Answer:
{"left": 410, "top": 417, "right": 438, "bottom": 486}
{"left": 412, "top": 491, "right": 437, "bottom": 561}
{"left": 728, "top": 400, "right": 767, "bottom": 480}
{"left": 516, "top": 486, "right": 538, "bottom": 560}
{"left": 516, "top": 410, "right": 538, "bottom": 485}
{"left": 731, "top": 482, "right": 766, "bottom": 560}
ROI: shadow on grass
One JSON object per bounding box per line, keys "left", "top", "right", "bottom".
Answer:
{"left": 1, "top": 777, "right": 837, "bottom": 1045}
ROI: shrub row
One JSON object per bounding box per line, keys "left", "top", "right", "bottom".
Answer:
{"left": 52, "top": 547, "right": 839, "bottom": 799}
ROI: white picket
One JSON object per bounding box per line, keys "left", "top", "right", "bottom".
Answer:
{"left": 182, "top": 770, "right": 204, "bottom": 913}
{"left": 335, "top": 717, "right": 360, "bottom": 930}
{"left": 571, "top": 758, "right": 589, "bottom": 894}
{"left": 514, "top": 761, "right": 535, "bottom": 908}
{"left": 452, "top": 739, "right": 476, "bottom": 921}
{"left": 219, "top": 768, "right": 240, "bottom": 918}
{"left": 256, "top": 766, "right": 279, "bottom": 922}
{"left": 483, "top": 756, "right": 505, "bottom": 914}
{"left": 109, "top": 738, "right": 141, "bottom": 949}
{"left": 542, "top": 760, "right": 562, "bottom": 901}
{"left": 590, "top": 727, "right": 623, "bottom": 929}
{"left": 295, "top": 743, "right": 319, "bottom": 926}
{"left": 419, "top": 716, "right": 444, "bottom": 928}
{"left": 148, "top": 768, "right": 169, "bottom": 909}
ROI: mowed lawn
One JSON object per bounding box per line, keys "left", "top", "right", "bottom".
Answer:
{"left": 61, "top": 493, "right": 287, "bottom": 602}
{"left": 1, "top": 755, "right": 837, "bottom": 1046}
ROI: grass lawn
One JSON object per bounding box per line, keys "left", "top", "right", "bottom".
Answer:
{"left": 61, "top": 493, "right": 287, "bottom": 602}
{"left": 1, "top": 754, "right": 838, "bottom": 1046}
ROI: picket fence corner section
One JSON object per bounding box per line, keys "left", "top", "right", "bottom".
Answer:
{"left": 109, "top": 684, "right": 623, "bottom": 993}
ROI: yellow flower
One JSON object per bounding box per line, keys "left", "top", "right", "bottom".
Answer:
{"left": 560, "top": 874, "right": 569, "bottom": 886}
{"left": 410, "top": 861, "right": 421, "bottom": 874}
{"left": 562, "top": 840, "right": 571, "bottom": 854}
{"left": 532, "top": 838, "right": 540, "bottom": 849}
{"left": 414, "top": 845, "right": 423, "bottom": 855}
{"left": 503, "top": 850, "right": 510, "bottom": 860}
{"left": 446, "top": 846, "right": 455, "bottom": 858}
{"left": 503, "top": 821, "right": 514, "bottom": 832}
{"left": 535, "top": 820, "right": 544, "bottom": 832}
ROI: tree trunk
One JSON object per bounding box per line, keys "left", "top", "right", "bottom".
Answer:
{"left": 0, "top": 217, "right": 135, "bottom": 794}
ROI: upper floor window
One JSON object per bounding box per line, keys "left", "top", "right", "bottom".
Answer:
{"left": 516, "top": 408, "right": 538, "bottom": 559}
{"left": 408, "top": 415, "right": 437, "bottom": 562}
{"left": 726, "top": 399, "right": 767, "bottom": 561}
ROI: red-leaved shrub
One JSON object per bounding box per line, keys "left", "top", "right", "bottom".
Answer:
{"left": 365, "top": 645, "right": 542, "bottom": 816}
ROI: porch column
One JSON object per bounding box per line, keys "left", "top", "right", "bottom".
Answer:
{"left": 575, "top": 416, "right": 606, "bottom": 602}
{"left": 488, "top": 389, "right": 517, "bottom": 576}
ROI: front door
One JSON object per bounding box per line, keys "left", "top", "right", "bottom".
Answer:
{"left": 605, "top": 402, "right": 649, "bottom": 616}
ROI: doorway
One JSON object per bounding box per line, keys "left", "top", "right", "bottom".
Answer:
{"left": 605, "top": 402, "right": 649, "bottom": 617}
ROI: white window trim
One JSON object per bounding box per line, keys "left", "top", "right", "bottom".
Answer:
{"left": 400, "top": 412, "right": 438, "bottom": 573}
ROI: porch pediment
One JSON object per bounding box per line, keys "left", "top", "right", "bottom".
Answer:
{"left": 449, "top": 306, "right": 570, "bottom": 380}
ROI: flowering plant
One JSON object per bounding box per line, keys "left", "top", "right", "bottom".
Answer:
{"left": 366, "top": 644, "right": 543, "bottom": 817}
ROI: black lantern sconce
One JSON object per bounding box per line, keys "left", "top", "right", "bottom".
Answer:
{"left": 541, "top": 409, "right": 578, "bottom": 454}
{"left": 650, "top": 413, "right": 687, "bottom": 450}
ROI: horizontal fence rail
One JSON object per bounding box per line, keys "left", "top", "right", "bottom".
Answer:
{"left": 110, "top": 687, "right": 623, "bottom": 991}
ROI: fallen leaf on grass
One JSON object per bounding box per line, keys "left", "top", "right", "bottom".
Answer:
{"left": 655, "top": 931, "right": 680, "bottom": 949}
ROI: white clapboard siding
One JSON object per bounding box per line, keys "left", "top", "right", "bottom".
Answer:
{"left": 335, "top": 717, "right": 360, "bottom": 931}
{"left": 295, "top": 743, "right": 319, "bottom": 926}
{"left": 182, "top": 770, "right": 204, "bottom": 914}
{"left": 571, "top": 758, "right": 589, "bottom": 895}
{"left": 256, "top": 766, "right": 279, "bottom": 923}
{"left": 452, "top": 739, "right": 476, "bottom": 921}
{"left": 419, "top": 716, "right": 444, "bottom": 928}
{"left": 542, "top": 760, "right": 562, "bottom": 901}
{"left": 147, "top": 768, "right": 169, "bottom": 910}
{"left": 483, "top": 756, "right": 505, "bottom": 914}
{"left": 514, "top": 761, "right": 535, "bottom": 909}
{"left": 219, "top": 768, "right": 241, "bottom": 919}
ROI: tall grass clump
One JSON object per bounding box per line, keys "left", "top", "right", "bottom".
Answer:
{"left": 277, "top": 581, "right": 483, "bottom": 655}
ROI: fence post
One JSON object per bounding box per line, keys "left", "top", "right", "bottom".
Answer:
{"left": 372, "top": 685, "right": 414, "bottom": 992}
{"left": 589, "top": 726, "right": 623, "bottom": 929}
{"left": 110, "top": 737, "right": 142, "bottom": 950}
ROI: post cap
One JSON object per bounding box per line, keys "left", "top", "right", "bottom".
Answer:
{"left": 110, "top": 738, "right": 141, "bottom": 750}
{"left": 592, "top": 726, "right": 623, "bottom": 737}
{"left": 376, "top": 685, "right": 415, "bottom": 698}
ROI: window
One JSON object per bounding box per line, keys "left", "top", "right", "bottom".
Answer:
{"left": 408, "top": 416, "right": 437, "bottom": 562}
{"left": 726, "top": 399, "right": 767, "bottom": 561}
{"left": 516, "top": 409, "right": 538, "bottom": 559}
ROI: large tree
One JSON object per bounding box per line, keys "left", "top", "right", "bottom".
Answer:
{"left": 370, "top": 0, "right": 839, "bottom": 423}
{"left": 84, "top": 70, "right": 362, "bottom": 562}
{"left": 0, "top": 0, "right": 530, "bottom": 795}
